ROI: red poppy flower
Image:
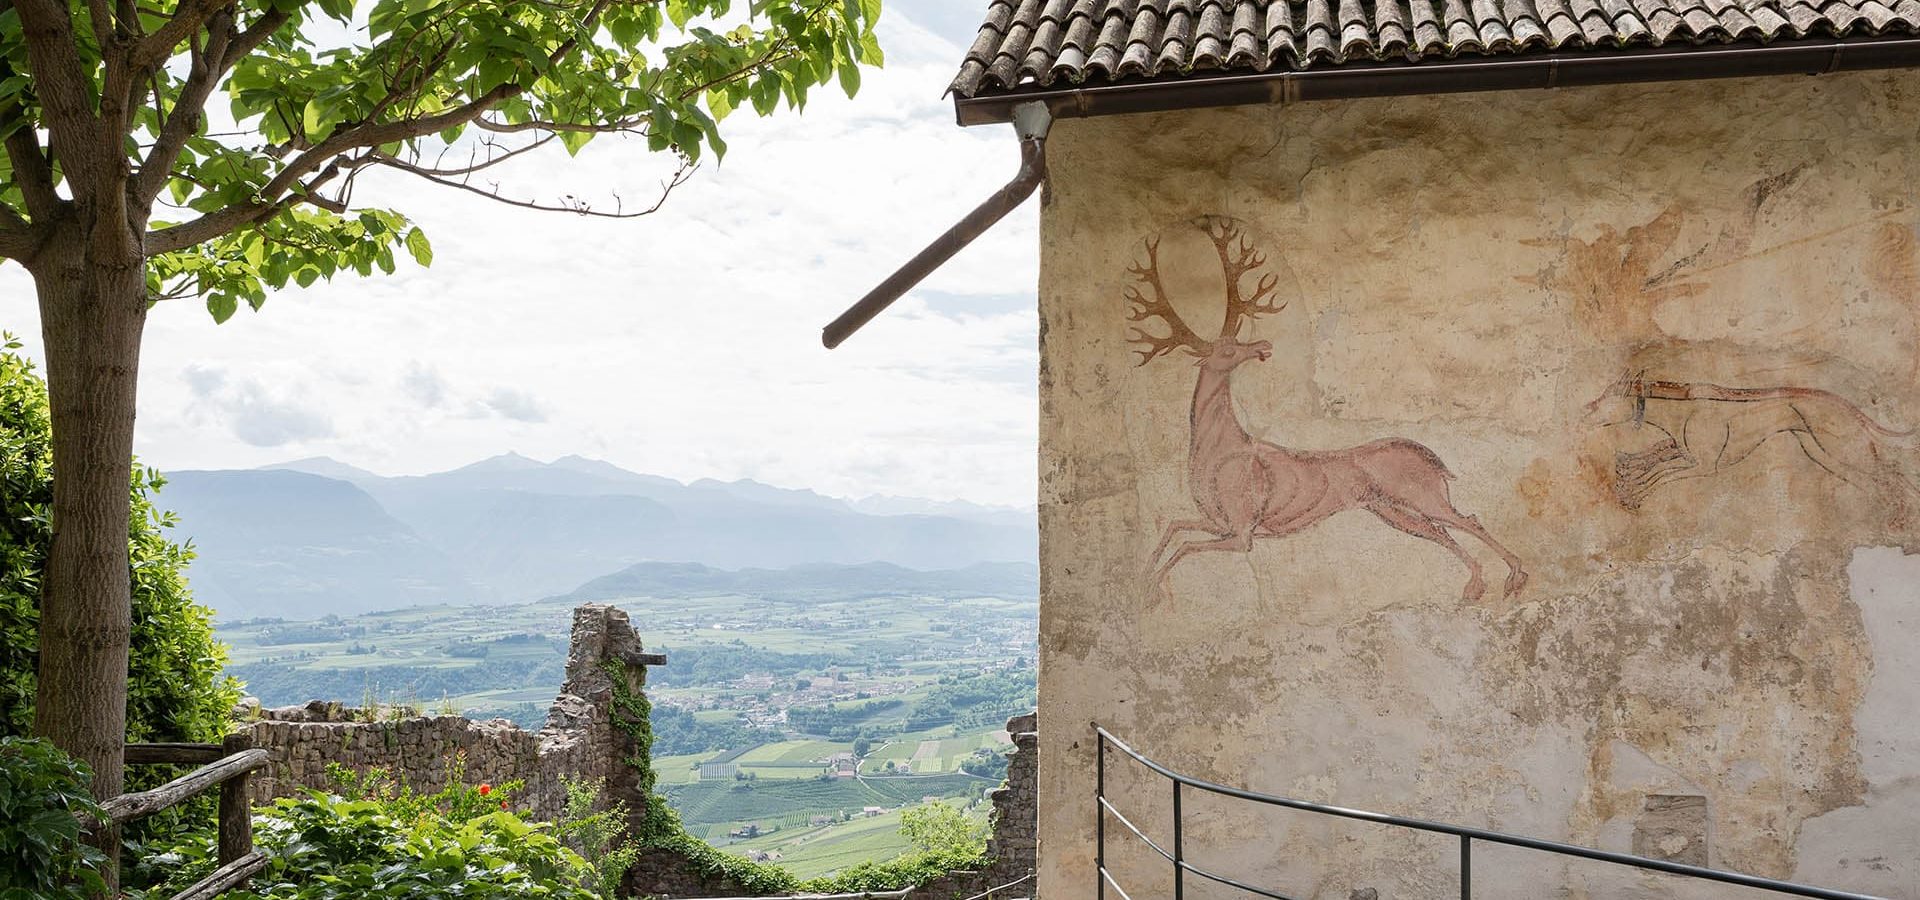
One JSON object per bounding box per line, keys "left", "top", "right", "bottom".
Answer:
{"left": 500, "top": 800, "right": 509, "bottom": 810}
{"left": 477, "top": 783, "right": 492, "bottom": 796}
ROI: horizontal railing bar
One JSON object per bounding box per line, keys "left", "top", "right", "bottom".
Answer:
{"left": 1097, "top": 795, "right": 1176, "bottom": 865}
{"left": 126, "top": 743, "right": 225, "bottom": 765}
{"left": 1098, "top": 867, "right": 1137, "bottom": 900}
{"left": 1178, "top": 860, "right": 1302, "bottom": 900}
{"left": 99, "top": 749, "right": 271, "bottom": 828}
{"left": 1094, "top": 725, "right": 1883, "bottom": 900}
{"left": 168, "top": 850, "right": 267, "bottom": 900}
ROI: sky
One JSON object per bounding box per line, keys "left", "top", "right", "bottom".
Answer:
{"left": 0, "top": 3, "right": 1042, "bottom": 508}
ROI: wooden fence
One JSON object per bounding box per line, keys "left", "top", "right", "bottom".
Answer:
{"left": 93, "top": 737, "right": 269, "bottom": 900}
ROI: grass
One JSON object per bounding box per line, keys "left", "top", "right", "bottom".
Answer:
{"left": 663, "top": 774, "right": 987, "bottom": 833}
{"left": 719, "top": 797, "right": 988, "bottom": 879}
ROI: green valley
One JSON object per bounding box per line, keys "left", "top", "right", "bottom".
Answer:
{"left": 214, "top": 561, "right": 1037, "bottom": 878}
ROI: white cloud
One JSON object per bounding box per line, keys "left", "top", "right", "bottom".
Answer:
{"left": 0, "top": 8, "right": 1040, "bottom": 506}
{"left": 479, "top": 387, "right": 548, "bottom": 423}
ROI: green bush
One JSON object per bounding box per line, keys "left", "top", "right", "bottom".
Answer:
{"left": 131, "top": 761, "right": 643, "bottom": 900}
{"left": 0, "top": 737, "right": 109, "bottom": 900}
{"left": 231, "top": 793, "right": 603, "bottom": 900}
{"left": 0, "top": 337, "right": 241, "bottom": 743}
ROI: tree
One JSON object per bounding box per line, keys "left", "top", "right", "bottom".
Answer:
{"left": 897, "top": 801, "right": 985, "bottom": 858}
{"left": 0, "top": 0, "right": 881, "bottom": 864}
{"left": 0, "top": 338, "right": 240, "bottom": 745}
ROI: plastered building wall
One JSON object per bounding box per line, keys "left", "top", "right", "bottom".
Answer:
{"left": 1035, "top": 70, "right": 1920, "bottom": 899}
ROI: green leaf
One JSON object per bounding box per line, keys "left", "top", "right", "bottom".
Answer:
{"left": 206, "top": 294, "right": 238, "bottom": 324}
{"left": 404, "top": 228, "right": 433, "bottom": 267}
{"left": 837, "top": 57, "right": 861, "bottom": 97}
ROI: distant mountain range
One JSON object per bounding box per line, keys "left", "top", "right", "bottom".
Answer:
{"left": 158, "top": 454, "right": 1036, "bottom": 620}
{"left": 559, "top": 560, "right": 1040, "bottom": 604}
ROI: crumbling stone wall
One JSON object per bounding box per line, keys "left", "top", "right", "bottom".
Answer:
{"left": 236, "top": 604, "right": 661, "bottom": 826}
{"left": 232, "top": 605, "right": 1045, "bottom": 897}
{"left": 915, "top": 711, "right": 1039, "bottom": 899}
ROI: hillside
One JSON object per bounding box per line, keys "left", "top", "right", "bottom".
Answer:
{"left": 161, "top": 454, "right": 1036, "bottom": 619}
{"left": 158, "top": 470, "right": 475, "bottom": 619}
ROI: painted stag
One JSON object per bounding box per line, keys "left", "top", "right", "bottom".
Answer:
{"left": 1130, "top": 217, "right": 1527, "bottom": 602}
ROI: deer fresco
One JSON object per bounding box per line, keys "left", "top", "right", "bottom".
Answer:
{"left": 1586, "top": 372, "right": 1920, "bottom": 522}
{"left": 1131, "top": 217, "right": 1527, "bottom": 603}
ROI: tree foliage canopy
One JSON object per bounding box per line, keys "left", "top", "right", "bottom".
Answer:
{"left": 0, "top": 338, "right": 240, "bottom": 743}
{"left": 0, "top": 0, "right": 881, "bottom": 315}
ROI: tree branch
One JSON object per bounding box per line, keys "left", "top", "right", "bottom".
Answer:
{"left": 144, "top": 0, "right": 657, "bottom": 256}
{"left": 472, "top": 115, "right": 647, "bottom": 134}
{"left": 4, "top": 125, "right": 61, "bottom": 221}
{"left": 0, "top": 201, "right": 36, "bottom": 259}
{"left": 392, "top": 133, "right": 558, "bottom": 177}
{"left": 10, "top": 0, "right": 104, "bottom": 131}
{"left": 131, "top": 7, "right": 247, "bottom": 206}
{"left": 132, "top": 0, "right": 236, "bottom": 69}
{"left": 373, "top": 151, "right": 693, "bottom": 218}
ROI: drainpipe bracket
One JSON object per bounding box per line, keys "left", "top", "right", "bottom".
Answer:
{"left": 1011, "top": 100, "right": 1053, "bottom": 142}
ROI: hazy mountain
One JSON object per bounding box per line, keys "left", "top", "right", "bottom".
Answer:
{"left": 848, "top": 494, "right": 1034, "bottom": 526}
{"left": 159, "top": 454, "right": 1036, "bottom": 620}
{"left": 158, "top": 470, "right": 476, "bottom": 619}
{"left": 559, "top": 560, "right": 1040, "bottom": 603}
{"left": 260, "top": 456, "right": 384, "bottom": 483}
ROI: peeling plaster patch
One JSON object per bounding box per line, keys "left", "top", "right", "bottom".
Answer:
{"left": 1632, "top": 795, "right": 1710, "bottom": 866}
{"left": 1791, "top": 547, "right": 1920, "bottom": 897}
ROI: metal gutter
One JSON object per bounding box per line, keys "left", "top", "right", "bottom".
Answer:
{"left": 822, "top": 102, "right": 1052, "bottom": 349}
{"left": 953, "top": 36, "right": 1920, "bottom": 126}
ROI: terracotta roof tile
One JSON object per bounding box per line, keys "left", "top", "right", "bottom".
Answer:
{"left": 948, "top": 0, "right": 1920, "bottom": 95}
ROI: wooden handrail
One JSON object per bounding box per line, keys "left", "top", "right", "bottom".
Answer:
{"left": 168, "top": 851, "right": 268, "bottom": 900}
{"left": 94, "top": 741, "right": 268, "bottom": 899}
{"left": 99, "top": 749, "right": 269, "bottom": 827}
{"left": 126, "top": 742, "right": 225, "bottom": 765}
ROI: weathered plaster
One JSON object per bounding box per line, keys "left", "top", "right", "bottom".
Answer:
{"left": 1036, "top": 70, "right": 1920, "bottom": 898}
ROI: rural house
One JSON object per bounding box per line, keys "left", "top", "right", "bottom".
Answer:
{"left": 828, "top": 0, "right": 1920, "bottom": 897}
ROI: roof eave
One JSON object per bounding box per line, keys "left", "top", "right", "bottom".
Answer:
{"left": 952, "top": 36, "right": 1920, "bottom": 127}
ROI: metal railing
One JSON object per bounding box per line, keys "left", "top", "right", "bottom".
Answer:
{"left": 1094, "top": 725, "right": 1885, "bottom": 900}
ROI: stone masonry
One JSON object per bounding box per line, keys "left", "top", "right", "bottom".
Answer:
{"left": 236, "top": 604, "right": 662, "bottom": 824}
{"left": 230, "top": 603, "right": 1042, "bottom": 897}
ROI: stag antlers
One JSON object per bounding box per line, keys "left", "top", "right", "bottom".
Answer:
{"left": 1125, "top": 217, "right": 1286, "bottom": 366}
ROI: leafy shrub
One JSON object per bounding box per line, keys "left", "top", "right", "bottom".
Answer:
{"left": 0, "top": 337, "right": 240, "bottom": 743}
{"left": 225, "top": 793, "right": 603, "bottom": 900}
{"left": 0, "top": 737, "right": 108, "bottom": 900}
{"left": 325, "top": 754, "right": 524, "bottom": 824}
{"left": 555, "top": 777, "right": 640, "bottom": 899}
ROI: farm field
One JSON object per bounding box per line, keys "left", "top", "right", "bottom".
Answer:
{"left": 720, "top": 798, "right": 988, "bottom": 880}
{"left": 665, "top": 773, "right": 992, "bottom": 840}
{"left": 214, "top": 575, "right": 1035, "bottom": 879}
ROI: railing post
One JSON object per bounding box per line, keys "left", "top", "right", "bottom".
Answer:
{"left": 1096, "top": 728, "right": 1106, "bottom": 900}
{"left": 1459, "top": 835, "right": 1471, "bottom": 900}
{"left": 218, "top": 734, "right": 253, "bottom": 880}
{"left": 1172, "top": 780, "right": 1184, "bottom": 899}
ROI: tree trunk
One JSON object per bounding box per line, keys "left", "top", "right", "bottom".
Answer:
{"left": 30, "top": 222, "right": 148, "bottom": 890}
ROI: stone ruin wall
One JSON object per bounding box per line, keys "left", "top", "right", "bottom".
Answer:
{"left": 235, "top": 603, "right": 647, "bottom": 824}
{"left": 230, "top": 602, "right": 1042, "bottom": 898}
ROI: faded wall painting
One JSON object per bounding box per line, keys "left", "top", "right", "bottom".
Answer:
{"left": 1129, "top": 216, "right": 1526, "bottom": 603}
{"left": 1036, "top": 69, "right": 1920, "bottom": 900}
{"left": 1586, "top": 373, "right": 1918, "bottom": 520}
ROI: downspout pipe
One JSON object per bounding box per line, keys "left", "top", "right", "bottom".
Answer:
{"left": 821, "top": 101, "right": 1052, "bottom": 349}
